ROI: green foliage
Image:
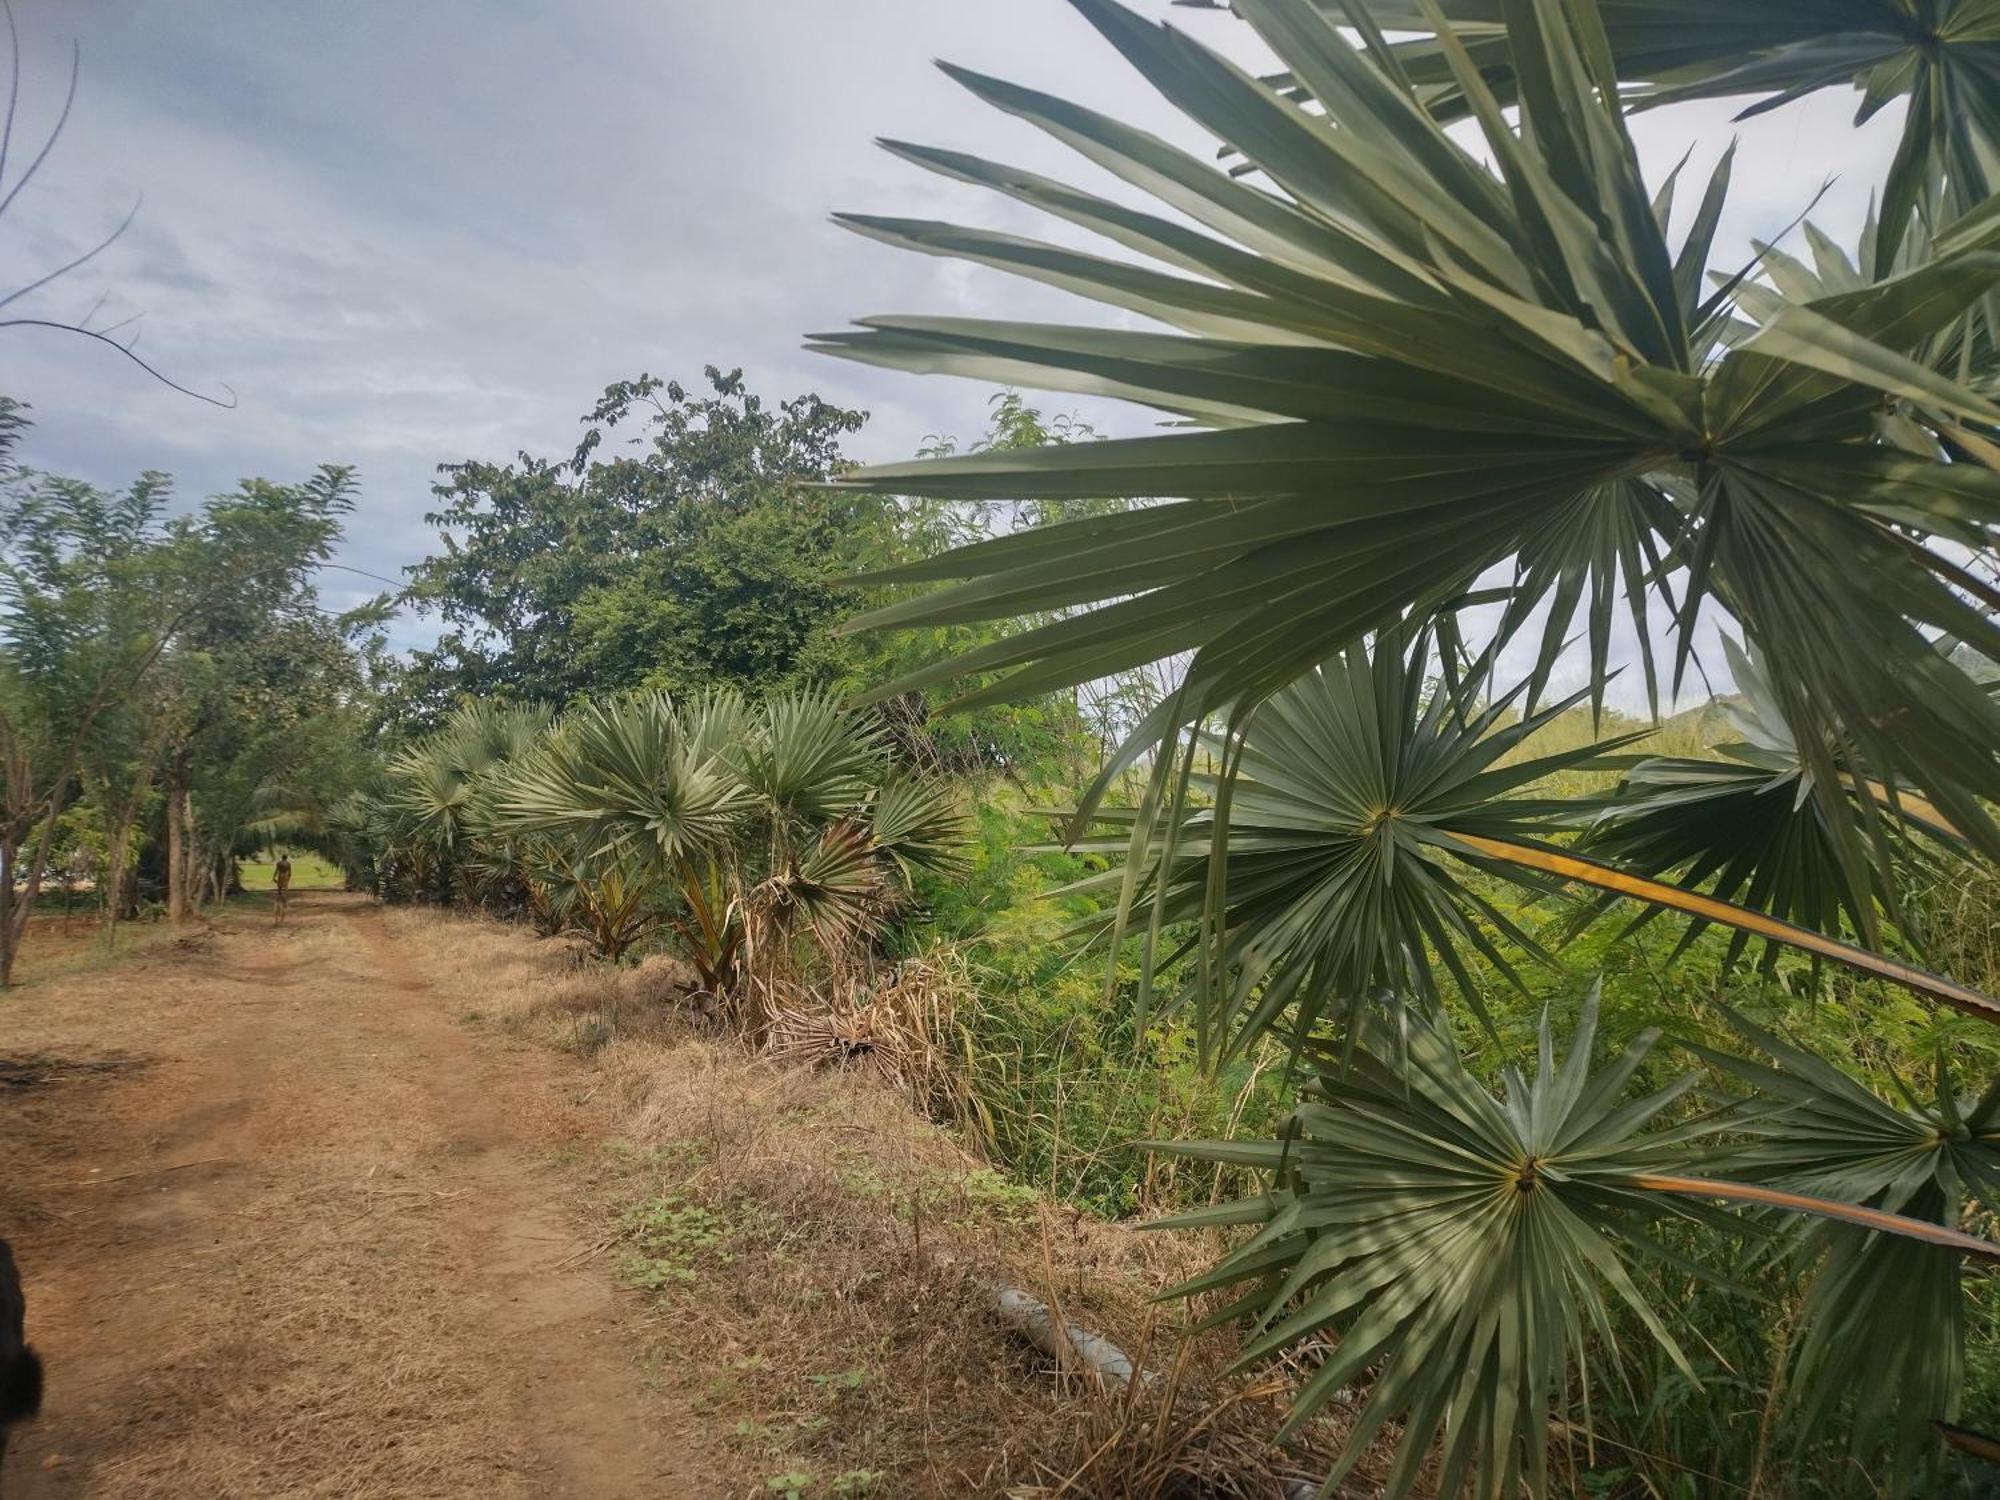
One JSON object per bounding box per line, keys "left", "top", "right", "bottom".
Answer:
{"left": 615, "top": 1193, "right": 742, "bottom": 1290}
{"left": 834, "top": 389, "right": 1139, "bottom": 782}
{"left": 1156, "top": 989, "right": 1718, "bottom": 1499}
{"left": 399, "top": 368, "right": 875, "bottom": 720}
{"left": 909, "top": 791, "right": 1291, "bottom": 1216}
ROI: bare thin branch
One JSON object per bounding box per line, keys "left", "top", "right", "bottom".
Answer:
{"left": 0, "top": 192, "right": 138, "bottom": 313}
{"left": 0, "top": 0, "right": 20, "bottom": 199}
{"left": 0, "top": 318, "right": 236, "bottom": 406}
{"left": 0, "top": 33, "right": 75, "bottom": 224}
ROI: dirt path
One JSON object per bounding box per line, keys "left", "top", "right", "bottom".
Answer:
{"left": 0, "top": 894, "right": 725, "bottom": 1499}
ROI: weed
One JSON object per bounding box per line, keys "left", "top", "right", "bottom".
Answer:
{"left": 613, "top": 1193, "right": 736, "bottom": 1290}
{"left": 765, "top": 1471, "right": 814, "bottom": 1498}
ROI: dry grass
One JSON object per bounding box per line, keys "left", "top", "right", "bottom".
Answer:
{"left": 84, "top": 1178, "right": 517, "bottom": 1499}
{"left": 386, "top": 907, "right": 1377, "bottom": 1499}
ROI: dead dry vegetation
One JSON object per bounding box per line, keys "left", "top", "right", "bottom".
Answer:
{"left": 388, "top": 907, "right": 1381, "bottom": 1499}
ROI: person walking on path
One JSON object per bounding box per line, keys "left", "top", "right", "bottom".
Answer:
{"left": 273, "top": 853, "right": 293, "bottom": 922}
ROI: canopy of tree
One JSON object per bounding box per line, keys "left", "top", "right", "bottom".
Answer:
{"left": 400, "top": 368, "right": 876, "bottom": 718}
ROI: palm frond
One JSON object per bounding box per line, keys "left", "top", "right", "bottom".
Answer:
{"left": 1090, "top": 632, "right": 2000, "bottom": 1062}
{"left": 490, "top": 692, "right": 750, "bottom": 867}
{"left": 820, "top": 0, "right": 2000, "bottom": 868}
{"left": 1185, "top": 0, "right": 2000, "bottom": 267}
{"left": 1151, "top": 988, "right": 2000, "bottom": 1497}
{"left": 1148, "top": 987, "right": 1712, "bottom": 1499}
{"left": 1692, "top": 1010, "right": 2000, "bottom": 1474}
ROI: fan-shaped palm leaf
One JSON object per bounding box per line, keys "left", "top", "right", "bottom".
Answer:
{"left": 1092, "top": 632, "right": 2000, "bottom": 1064}
{"left": 739, "top": 689, "right": 885, "bottom": 831}
{"left": 767, "top": 817, "right": 890, "bottom": 950}
{"left": 1078, "top": 629, "right": 1635, "bottom": 1054}
{"left": 819, "top": 0, "right": 2000, "bottom": 873}
{"left": 865, "top": 774, "right": 969, "bottom": 879}
{"left": 1690, "top": 1011, "right": 2000, "bottom": 1476}
{"left": 1151, "top": 987, "right": 2000, "bottom": 1498}
{"left": 1579, "top": 637, "right": 1982, "bottom": 961}
{"left": 491, "top": 692, "right": 750, "bottom": 867}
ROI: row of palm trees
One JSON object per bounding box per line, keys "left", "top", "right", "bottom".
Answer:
{"left": 333, "top": 691, "right": 963, "bottom": 1029}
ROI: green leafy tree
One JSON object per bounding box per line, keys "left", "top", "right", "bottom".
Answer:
{"left": 0, "top": 404, "right": 186, "bottom": 982}
{"left": 400, "top": 368, "right": 875, "bottom": 719}
{"left": 149, "top": 468, "right": 362, "bottom": 920}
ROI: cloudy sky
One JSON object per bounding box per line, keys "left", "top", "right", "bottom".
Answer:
{"left": 0, "top": 1, "right": 1906, "bottom": 692}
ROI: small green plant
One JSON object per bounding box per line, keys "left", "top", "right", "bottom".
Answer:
{"left": 613, "top": 1193, "right": 735, "bottom": 1290}
{"left": 954, "top": 1167, "right": 1039, "bottom": 1223}
{"left": 829, "top": 1472, "right": 884, "bottom": 1495}
{"left": 765, "top": 1471, "right": 814, "bottom": 1499}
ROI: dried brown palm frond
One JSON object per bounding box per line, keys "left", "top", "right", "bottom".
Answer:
{"left": 765, "top": 948, "right": 990, "bottom": 1143}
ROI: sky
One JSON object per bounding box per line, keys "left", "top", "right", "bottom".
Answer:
{"left": 0, "top": 0, "right": 1908, "bottom": 700}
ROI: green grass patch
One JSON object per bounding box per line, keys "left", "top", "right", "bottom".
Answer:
{"left": 613, "top": 1191, "right": 762, "bottom": 1291}
{"left": 238, "top": 851, "right": 344, "bottom": 890}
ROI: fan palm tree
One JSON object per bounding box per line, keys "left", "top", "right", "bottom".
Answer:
{"left": 1152, "top": 987, "right": 2000, "bottom": 1496}
{"left": 1085, "top": 631, "right": 1998, "bottom": 1484}
{"left": 489, "top": 688, "right": 964, "bottom": 1010}
{"left": 381, "top": 700, "right": 550, "bottom": 898}
{"left": 1076, "top": 630, "right": 1997, "bottom": 1064}
{"left": 818, "top": 0, "right": 2000, "bottom": 1487}
{"left": 329, "top": 700, "right": 551, "bottom": 903}
{"left": 820, "top": 0, "right": 2000, "bottom": 863}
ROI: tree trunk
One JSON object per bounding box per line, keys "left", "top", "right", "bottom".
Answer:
{"left": 166, "top": 761, "right": 192, "bottom": 923}
{"left": 101, "top": 819, "right": 132, "bottom": 939}
{"left": 0, "top": 838, "right": 16, "bottom": 988}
